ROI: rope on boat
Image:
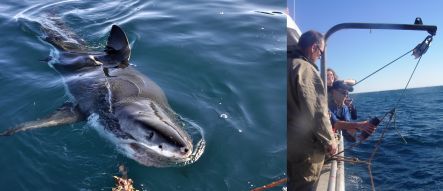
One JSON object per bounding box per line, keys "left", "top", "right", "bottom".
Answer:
{"left": 354, "top": 35, "right": 433, "bottom": 87}
{"left": 329, "top": 108, "right": 395, "bottom": 191}
{"left": 353, "top": 49, "right": 414, "bottom": 86}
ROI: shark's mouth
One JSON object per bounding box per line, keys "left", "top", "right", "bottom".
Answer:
{"left": 87, "top": 113, "right": 205, "bottom": 167}
{"left": 117, "top": 133, "right": 206, "bottom": 167}
{"left": 130, "top": 138, "right": 206, "bottom": 167}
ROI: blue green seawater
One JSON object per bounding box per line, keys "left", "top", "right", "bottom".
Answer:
{"left": 0, "top": 0, "right": 286, "bottom": 190}
{"left": 346, "top": 86, "right": 443, "bottom": 190}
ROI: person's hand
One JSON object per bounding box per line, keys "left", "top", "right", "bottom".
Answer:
{"left": 344, "top": 79, "right": 356, "bottom": 86}
{"left": 344, "top": 98, "right": 353, "bottom": 107}
{"left": 359, "top": 121, "right": 376, "bottom": 134}
{"left": 326, "top": 140, "right": 338, "bottom": 155}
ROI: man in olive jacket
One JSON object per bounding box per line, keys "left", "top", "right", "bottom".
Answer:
{"left": 287, "top": 30, "right": 337, "bottom": 191}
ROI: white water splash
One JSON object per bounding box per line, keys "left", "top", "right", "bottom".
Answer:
{"left": 220, "top": 113, "right": 228, "bottom": 119}
{"left": 103, "top": 75, "right": 113, "bottom": 113}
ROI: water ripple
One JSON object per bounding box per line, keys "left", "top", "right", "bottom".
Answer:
{"left": 1, "top": 0, "right": 285, "bottom": 190}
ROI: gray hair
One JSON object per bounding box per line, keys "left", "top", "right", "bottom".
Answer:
{"left": 298, "top": 30, "right": 324, "bottom": 51}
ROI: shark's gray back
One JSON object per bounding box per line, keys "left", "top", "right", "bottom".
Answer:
{"left": 63, "top": 65, "right": 170, "bottom": 117}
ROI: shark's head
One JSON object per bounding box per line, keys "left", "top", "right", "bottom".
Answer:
{"left": 113, "top": 99, "right": 194, "bottom": 167}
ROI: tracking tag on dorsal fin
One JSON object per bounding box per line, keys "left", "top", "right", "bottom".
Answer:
{"left": 105, "top": 25, "right": 131, "bottom": 64}
{"left": 0, "top": 102, "right": 85, "bottom": 136}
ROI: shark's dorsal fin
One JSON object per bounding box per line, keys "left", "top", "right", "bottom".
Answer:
{"left": 0, "top": 102, "right": 85, "bottom": 136}
{"left": 104, "top": 25, "right": 131, "bottom": 65}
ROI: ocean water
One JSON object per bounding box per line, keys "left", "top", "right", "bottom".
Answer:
{"left": 346, "top": 86, "right": 443, "bottom": 190}
{"left": 0, "top": 1, "right": 286, "bottom": 190}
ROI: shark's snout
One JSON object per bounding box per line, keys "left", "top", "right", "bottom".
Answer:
{"left": 115, "top": 99, "right": 194, "bottom": 166}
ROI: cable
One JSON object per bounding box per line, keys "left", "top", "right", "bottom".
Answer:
{"left": 354, "top": 49, "right": 414, "bottom": 86}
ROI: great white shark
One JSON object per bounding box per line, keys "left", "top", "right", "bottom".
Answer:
{"left": 1, "top": 23, "right": 204, "bottom": 167}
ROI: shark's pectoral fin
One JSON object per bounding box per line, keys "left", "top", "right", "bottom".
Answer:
{"left": 0, "top": 102, "right": 85, "bottom": 136}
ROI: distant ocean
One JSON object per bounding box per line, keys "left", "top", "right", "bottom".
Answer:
{"left": 346, "top": 86, "right": 443, "bottom": 190}
{"left": 0, "top": 0, "right": 286, "bottom": 190}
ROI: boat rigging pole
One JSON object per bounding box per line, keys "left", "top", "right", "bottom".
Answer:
{"left": 320, "top": 18, "right": 437, "bottom": 191}
{"left": 320, "top": 18, "right": 437, "bottom": 93}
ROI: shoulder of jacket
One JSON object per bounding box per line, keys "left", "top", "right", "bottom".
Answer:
{"left": 292, "top": 58, "right": 316, "bottom": 71}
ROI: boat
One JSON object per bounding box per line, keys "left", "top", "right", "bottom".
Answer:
{"left": 287, "top": 13, "right": 436, "bottom": 191}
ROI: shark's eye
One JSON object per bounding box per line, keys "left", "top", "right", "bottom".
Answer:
{"left": 181, "top": 147, "right": 189, "bottom": 153}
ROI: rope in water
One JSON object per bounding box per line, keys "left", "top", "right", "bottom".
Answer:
{"left": 250, "top": 178, "right": 287, "bottom": 191}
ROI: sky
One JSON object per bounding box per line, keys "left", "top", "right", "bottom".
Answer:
{"left": 288, "top": 0, "right": 443, "bottom": 93}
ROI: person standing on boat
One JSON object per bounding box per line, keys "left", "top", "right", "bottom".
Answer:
{"left": 287, "top": 30, "right": 337, "bottom": 191}
{"left": 326, "top": 68, "right": 338, "bottom": 92}
{"left": 328, "top": 80, "right": 377, "bottom": 142}
{"left": 327, "top": 68, "right": 358, "bottom": 120}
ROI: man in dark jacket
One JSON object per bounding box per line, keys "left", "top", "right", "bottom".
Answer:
{"left": 287, "top": 30, "right": 337, "bottom": 191}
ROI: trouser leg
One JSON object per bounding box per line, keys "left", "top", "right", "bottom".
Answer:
{"left": 287, "top": 150, "right": 325, "bottom": 191}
